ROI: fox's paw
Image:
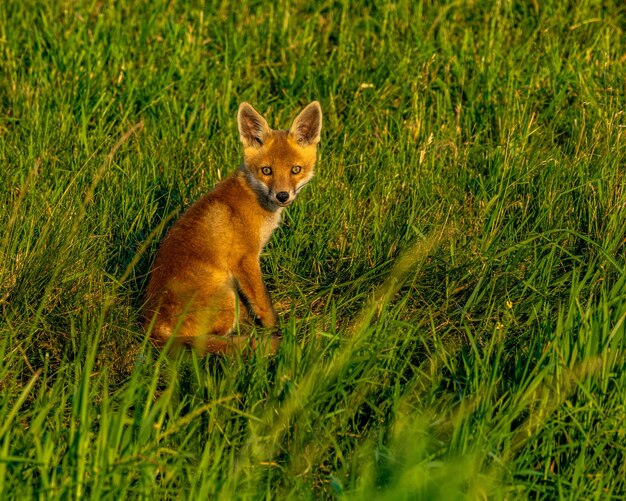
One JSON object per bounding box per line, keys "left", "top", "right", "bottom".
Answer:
{"left": 259, "top": 307, "right": 278, "bottom": 329}
{"left": 257, "top": 335, "right": 281, "bottom": 356}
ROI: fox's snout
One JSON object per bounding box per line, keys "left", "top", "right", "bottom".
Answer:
{"left": 261, "top": 171, "right": 309, "bottom": 207}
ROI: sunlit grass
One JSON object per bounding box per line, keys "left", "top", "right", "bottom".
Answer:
{"left": 1, "top": 0, "right": 625, "bottom": 498}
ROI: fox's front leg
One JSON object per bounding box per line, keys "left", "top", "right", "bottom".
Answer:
{"left": 233, "top": 256, "right": 277, "bottom": 328}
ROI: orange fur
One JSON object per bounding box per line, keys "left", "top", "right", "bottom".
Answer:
{"left": 143, "top": 101, "right": 322, "bottom": 356}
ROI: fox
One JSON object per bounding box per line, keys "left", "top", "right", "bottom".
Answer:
{"left": 143, "top": 101, "right": 322, "bottom": 355}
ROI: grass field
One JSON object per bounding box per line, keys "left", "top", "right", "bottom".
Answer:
{"left": 1, "top": 0, "right": 626, "bottom": 498}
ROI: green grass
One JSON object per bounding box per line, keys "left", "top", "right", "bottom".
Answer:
{"left": 1, "top": 0, "right": 626, "bottom": 498}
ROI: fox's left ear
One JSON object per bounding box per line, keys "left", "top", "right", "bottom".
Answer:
{"left": 290, "top": 101, "right": 322, "bottom": 146}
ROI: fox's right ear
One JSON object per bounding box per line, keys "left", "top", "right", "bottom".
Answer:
{"left": 238, "top": 103, "right": 270, "bottom": 148}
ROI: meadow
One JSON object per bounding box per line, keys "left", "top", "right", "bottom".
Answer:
{"left": 1, "top": 0, "right": 625, "bottom": 498}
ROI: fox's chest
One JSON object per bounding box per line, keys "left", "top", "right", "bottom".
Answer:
{"left": 259, "top": 209, "right": 283, "bottom": 249}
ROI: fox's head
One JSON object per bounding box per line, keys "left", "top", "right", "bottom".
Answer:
{"left": 237, "top": 101, "right": 322, "bottom": 211}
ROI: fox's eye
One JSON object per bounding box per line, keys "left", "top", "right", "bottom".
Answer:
{"left": 291, "top": 165, "right": 302, "bottom": 175}
{"left": 261, "top": 166, "right": 272, "bottom": 176}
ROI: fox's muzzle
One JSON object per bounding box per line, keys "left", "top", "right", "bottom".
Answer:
{"left": 270, "top": 190, "right": 295, "bottom": 207}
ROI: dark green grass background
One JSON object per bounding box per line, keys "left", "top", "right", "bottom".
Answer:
{"left": 1, "top": 0, "right": 625, "bottom": 498}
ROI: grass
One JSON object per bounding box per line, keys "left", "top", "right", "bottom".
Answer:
{"left": 1, "top": 0, "right": 625, "bottom": 498}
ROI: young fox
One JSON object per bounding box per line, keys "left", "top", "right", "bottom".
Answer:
{"left": 143, "top": 101, "right": 322, "bottom": 355}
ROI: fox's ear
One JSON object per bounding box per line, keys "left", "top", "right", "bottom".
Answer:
{"left": 290, "top": 101, "right": 322, "bottom": 146}
{"left": 238, "top": 103, "right": 270, "bottom": 148}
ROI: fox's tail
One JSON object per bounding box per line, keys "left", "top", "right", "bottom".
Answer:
{"left": 148, "top": 321, "right": 280, "bottom": 357}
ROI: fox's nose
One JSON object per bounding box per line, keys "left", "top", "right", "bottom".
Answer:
{"left": 276, "top": 192, "right": 290, "bottom": 203}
